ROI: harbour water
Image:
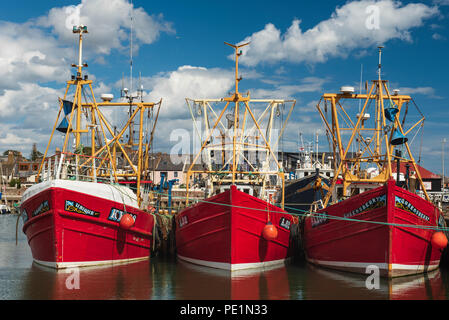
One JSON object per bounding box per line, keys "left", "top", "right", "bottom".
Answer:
{"left": 1, "top": 214, "right": 449, "bottom": 300}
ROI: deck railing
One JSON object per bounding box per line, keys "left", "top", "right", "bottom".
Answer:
{"left": 40, "top": 152, "right": 117, "bottom": 184}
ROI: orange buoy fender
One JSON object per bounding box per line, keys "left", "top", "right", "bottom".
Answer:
{"left": 262, "top": 221, "right": 278, "bottom": 241}
{"left": 120, "top": 213, "right": 135, "bottom": 230}
{"left": 431, "top": 231, "right": 448, "bottom": 249}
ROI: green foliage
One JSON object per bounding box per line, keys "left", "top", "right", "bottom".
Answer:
{"left": 9, "top": 178, "right": 20, "bottom": 188}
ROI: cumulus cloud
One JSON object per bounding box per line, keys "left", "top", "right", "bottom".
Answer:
{"left": 0, "top": 83, "right": 62, "bottom": 119}
{"left": 0, "top": 0, "right": 174, "bottom": 91}
{"left": 250, "top": 77, "right": 328, "bottom": 99}
{"left": 142, "top": 65, "right": 235, "bottom": 118}
{"left": 37, "top": 0, "right": 174, "bottom": 55}
{"left": 0, "top": 21, "right": 72, "bottom": 92}
{"left": 0, "top": 0, "right": 175, "bottom": 155}
{"left": 397, "top": 86, "right": 442, "bottom": 99}
{"left": 233, "top": 0, "right": 439, "bottom": 66}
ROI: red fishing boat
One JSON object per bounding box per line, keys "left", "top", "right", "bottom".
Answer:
{"left": 302, "top": 47, "right": 447, "bottom": 277}
{"left": 20, "top": 25, "right": 161, "bottom": 269}
{"left": 175, "top": 42, "right": 297, "bottom": 270}
{"left": 176, "top": 185, "right": 294, "bottom": 270}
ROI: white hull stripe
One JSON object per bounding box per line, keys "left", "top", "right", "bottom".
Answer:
{"left": 22, "top": 179, "right": 139, "bottom": 208}
{"left": 34, "top": 256, "right": 149, "bottom": 269}
{"left": 307, "top": 257, "right": 440, "bottom": 272}
{"left": 177, "top": 254, "right": 287, "bottom": 271}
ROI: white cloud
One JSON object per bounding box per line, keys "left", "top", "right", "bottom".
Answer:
{"left": 142, "top": 65, "right": 235, "bottom": 118}
{"left": 0, "top": 132, "right": 34, "bottom": 149}
{"left": 0, "top": 21, "right": 71, "bottom": 91}
{"left": 0, "top": 0, "right": 175, "bottom": 156}
{"left": 233, "top": 0, "right": 439, "bottom": 66}
{"left": 397, "top": 86, "right": 442, "bottom": 99}
{"left": 250, "top": 77, "right": 328, "bottom": 99}
{"left": 0, "top": 0, "right": 174, "bottom": 91}
{"left": 0, "top": 83, "right": 62, "bottom": 119}
{"left": 37, "top": 0, "right": 174, "bottom": 55}
{"left": 433, "top": 0, "right": 449, "bottom": 6}
{"left": 432, "top": 33, "right": 446, "bottom": 40}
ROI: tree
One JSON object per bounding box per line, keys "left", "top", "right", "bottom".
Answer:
{"left": 3, "top": 150, "right": 21, "bottom": 157}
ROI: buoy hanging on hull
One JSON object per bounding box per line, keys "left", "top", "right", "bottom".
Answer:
{"left": 431, "top": 231, "right": 448, "bottom": 249}
{"left": 120, "top": 213, "right": 135, "bottom": 229}
{"left": 263, "top": 221, "right": 278, "bottom": 241}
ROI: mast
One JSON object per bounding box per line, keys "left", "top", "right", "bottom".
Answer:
{"left": 316, "top": 47, "right": 430, "bottom": 207}
{"left": 224, "top": 42, "right": 249, "bottom": 184}
{"left": 36, "top": 25, "right": 162, "bottom": 207}
{"left": 184, "top": 42, "right": 296, "bottom": 208}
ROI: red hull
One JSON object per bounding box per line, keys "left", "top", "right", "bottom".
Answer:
{"left": 175, "top": 185, "right": 294, "bottom": 270}
{"left": 20, "top": 180, "right": 154, "bottom": 269}
{"left": 304, "top": 179, "right": 445, "bottom": 277}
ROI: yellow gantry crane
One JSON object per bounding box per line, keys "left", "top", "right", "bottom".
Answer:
{"left": 184, "top": 42, "right": 296, "bottom": 208}
{"left": 37, "top": 25, "right": 162, "bottom": 207}
{"left": 317, "top": 46, "right": 429, "bottom": 207}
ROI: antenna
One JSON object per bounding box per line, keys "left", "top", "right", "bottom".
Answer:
{"left": 72, "top": 25, "right": 88, "bottom": 79}
{"left": 121, "top": 1, "right": 144, "bottom": 104}
{"left": 377, "top": 45, "right": 384, "bottom": 80}
{"left": 130, "top": 0, "right": 134, "bottom": 95}
{"left": 359, "top": 64, "right": 363, "bottom": 112}
{"left": 224, "top": 41, "right": 250, "bottom": 95}
{"left": 138, "top": 72, "right": 144, "bottom": 102}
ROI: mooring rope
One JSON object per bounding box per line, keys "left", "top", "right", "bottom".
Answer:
{"left": 147, "top": 189, "right": 449, "bottom": 232}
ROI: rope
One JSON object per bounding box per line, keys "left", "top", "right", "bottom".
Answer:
{"left": 15, "top": 212, "right": 21, "bottom": 246}
{"left": 148, "top": 189, "right": 449, "bottom": 232}
{"left": 109, "top": 182, "right": 161, "bottom": 252}
{"left": 108, "top": 182, "right": 175, "bottom": 251}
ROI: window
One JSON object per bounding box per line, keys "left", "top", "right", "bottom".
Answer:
{"left": 174, "top": 171, "right": 178, "bottom": 178}
{"left": 337, "top": 187, "right": 343, "bottom": 199}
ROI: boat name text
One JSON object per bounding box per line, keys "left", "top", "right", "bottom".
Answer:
{"left": 108, "top": 208, "right": 137, "bottom": 223}
{"left": 65, "top": 200, "right": 100, "bottom": 218}
{"left": 395, "top": 196, "right": 429, "bottom": 221}
{"left": 311, "top": 212, "right": 329, "bottom": 228}
{"left": 178, "top": 215, "right": 188, "bottom": 228}
{"left": 279, "top": 217, "right": 291, "bottom": 230}
{"left": 343, "top": 194, "right": 386, "bottom": 219}
{"left": 32, "top": 200, "right": 50, "bottom": 217}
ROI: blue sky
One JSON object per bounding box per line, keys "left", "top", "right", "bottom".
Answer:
{"left": 0, "top": 0, "right": 448, "bottom": 175}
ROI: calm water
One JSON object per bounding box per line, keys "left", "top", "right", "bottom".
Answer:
{"left": 1, "top": 214, "right": 449, "bottom": 300}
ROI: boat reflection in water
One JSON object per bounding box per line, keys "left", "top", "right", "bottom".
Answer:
{"left": 17, "top": 254, "right": 448, "bottom": 300}
{"left": 304, "top": 264, "right": 448, "bottom": 300}
{"left": 21, "top": 260, "right": 153, "bottom": 300}
{"left": 174, "top": 260, "right": 291, "bottom": 300}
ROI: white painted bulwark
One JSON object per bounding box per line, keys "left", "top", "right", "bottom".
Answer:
{"left": 21, "top": 179, "right": 139, "bottom": 209}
